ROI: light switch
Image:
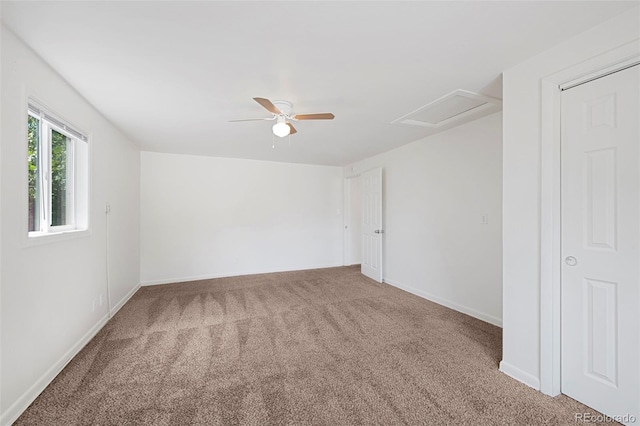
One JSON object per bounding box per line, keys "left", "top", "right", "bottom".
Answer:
{"left": 481, "top": 214, "right": 489, "bottom": 224}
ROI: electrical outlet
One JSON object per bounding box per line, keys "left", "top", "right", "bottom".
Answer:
{"left": 99, "top": 294, "right": 103, "bottom": 306}
{"left": 91, "top": 299, "right": 96, "bottom": 312}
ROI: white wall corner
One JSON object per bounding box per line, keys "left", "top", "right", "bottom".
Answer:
{"left": 499, "top": 360, "right": 541, "bottom": 391}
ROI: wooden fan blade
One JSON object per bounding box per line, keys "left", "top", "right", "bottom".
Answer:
{"left": 228, "top": 118, "right": 273, "bottom": 122}
{"left": 253, "top": 97, "right": 281, "bottom": 114}
{"left": 293, "top": 113, "right": 335, "bottom": 120}
{"left": 287, "top": 122, "right": 297, "bottom": 134}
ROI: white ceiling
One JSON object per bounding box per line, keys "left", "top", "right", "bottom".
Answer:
{"left": 2, "top": 1, "right": 636, "bottom": 166}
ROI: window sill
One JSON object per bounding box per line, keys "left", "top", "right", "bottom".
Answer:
{"left": 25, "top": 228, "right": 90, "bottom": 247}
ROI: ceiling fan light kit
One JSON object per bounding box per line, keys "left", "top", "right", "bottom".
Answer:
{"left": 230, "top": 97, "right": 335, "bottom": 140}
{"left": 272, "top": 119, "right": 291, "bottom": 138}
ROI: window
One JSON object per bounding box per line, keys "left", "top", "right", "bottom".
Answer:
{"left": 28, "top": 102, "right": 89, "bottom": 237}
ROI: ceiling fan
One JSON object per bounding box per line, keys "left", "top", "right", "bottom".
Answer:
{"left": 230, "top": 97, "right": 335, "bottom": 138}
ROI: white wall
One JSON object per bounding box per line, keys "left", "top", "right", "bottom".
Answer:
{"left": 0, "top": 26, "right": 140, "bottom": 424}
{"left": 501, "top": 7, "right": 640, "bottom": 390}
{"left": 0, "top": 6, "right": 4, "bottom": 420}
{"left": 344, "top": 112, "right": 503, "bottom": 326}
{"left": 140, "top": 152, "right": 344, "bottom": 284}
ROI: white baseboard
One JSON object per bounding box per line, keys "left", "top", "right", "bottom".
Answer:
{"left": 1, "top": 314, "right": 109, "bottom": 426}
{"left": 140, "top": 263, "right": 344, "bottom": 286}
{"left": 110, "top": 282, "right": 141, "bottom": 317}
{"left": 383, "top": 278, "right": 503, "bottom": 328}
{"left": 1, "top": 282, "right": 140, "bottom": 426}
{"left": 499, "top": 360, "right": 541, "bottom": 390}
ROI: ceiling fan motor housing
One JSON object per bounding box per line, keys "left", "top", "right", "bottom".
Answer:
{"left": 272, "top": 100, "right": 293, "bottom": 117}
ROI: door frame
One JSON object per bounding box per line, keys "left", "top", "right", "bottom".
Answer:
{"left": 539, "top": 41, "right": 639, "bottom": 396}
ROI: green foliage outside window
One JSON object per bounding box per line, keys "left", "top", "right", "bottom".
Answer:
{"left": 28, "top": 115, "right": 39, "bottom": 231}
{"left": 28, "top": 116, "right": 69, "bottom": 230}
{"left": 51, "top": 129, "right": 68, "bottom": 226}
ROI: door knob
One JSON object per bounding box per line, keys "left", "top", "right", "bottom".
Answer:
{"left": 565, "top": 256, "right": 578, "bottom": 266}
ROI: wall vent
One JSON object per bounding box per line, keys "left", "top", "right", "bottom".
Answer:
{"left": 392, "top": 89, "right": 502, "bottom": 128}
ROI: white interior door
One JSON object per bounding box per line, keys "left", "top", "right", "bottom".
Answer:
{"left": 347, "top": 176, "right": 363, "bottom": 265}
{"left": 561, "top": 65, "right": 639, "bottom": 424}
{"left": 361, "top": 168, "right": 383, "bottom": 282}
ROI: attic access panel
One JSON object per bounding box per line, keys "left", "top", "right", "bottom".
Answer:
{"left": 392, "top": 89, "right": 502, "bottom": 128}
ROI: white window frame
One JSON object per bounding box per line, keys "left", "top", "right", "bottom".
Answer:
{"left": 27, "top": 101, "right": 89, "bottom": 240}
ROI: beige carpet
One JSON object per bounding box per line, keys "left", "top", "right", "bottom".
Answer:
{"left": 16, "top": 266, "right": 614, "bottom": 425}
